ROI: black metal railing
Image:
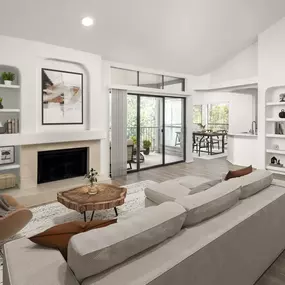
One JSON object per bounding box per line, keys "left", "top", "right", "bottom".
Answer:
{"left": 127, "top": 125, "right": 183, "bottom": 152}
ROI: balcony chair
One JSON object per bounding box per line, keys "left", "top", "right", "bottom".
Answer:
{"left": 127, "top": 139, "right": 134, "bottom": 170}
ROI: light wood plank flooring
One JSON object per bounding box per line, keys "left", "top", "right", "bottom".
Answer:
{"left": 112, "top": 158, "right": 285, "bottom": 285}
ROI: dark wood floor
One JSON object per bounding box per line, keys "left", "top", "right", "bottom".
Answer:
{"left": 112, "top": 157, "right": 285, "bottom": 285}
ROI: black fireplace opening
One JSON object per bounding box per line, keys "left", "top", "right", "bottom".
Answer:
{"left": 38, "top": 148, "right": 88, "bottom": 184}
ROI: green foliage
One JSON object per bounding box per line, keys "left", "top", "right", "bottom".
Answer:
{"left": 2, "top": 72, "right": 15, "bottom": 81}
{"left": 84, "top": 168, "right": 98, "bottom": 187}
{"left": 130, "top": 136, "right": 137, "bottom": 145}
{"left": 143, "top": 139, "right": 151, "bottom": 149}
{"left": 0, "top": 97, "right": 2, "bottom": 103}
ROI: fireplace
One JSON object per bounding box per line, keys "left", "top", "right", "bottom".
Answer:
{"left": 37, "top": 148, "right": 88, "bottom": 184}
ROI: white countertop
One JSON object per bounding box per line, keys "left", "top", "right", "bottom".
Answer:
{"left": 227, "top": 133, "right": 258, "bottom": 138}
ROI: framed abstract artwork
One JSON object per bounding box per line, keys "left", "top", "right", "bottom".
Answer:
{"left": 42, "top": 68, "right": 83, "bottom": 125}
{"left": 0, "top": 146, "right": 15, "bottom": 165}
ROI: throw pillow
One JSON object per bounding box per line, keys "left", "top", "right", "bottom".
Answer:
{"left": 225, "top": 165, "right": 253, "bottom": 181}
{"left": 29, "top": 219, "right": 117, "bottom": 259}
{"left": 189, "top": 179, "right": 221, "bottom": 195}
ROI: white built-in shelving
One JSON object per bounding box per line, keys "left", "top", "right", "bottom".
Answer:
{"left": 0, "top": 164, "right": 20, "bottom": 171}
{"left": 266, "top": 118, "right": 285, "bottom": 122}
{"left": 0, "top": 109, "right": 20, "bottom": 113}
{"left": 265, "top": 85, "right": 285, "bottom": 176}
{"left": 266, "top": 134, "right": 285, "bottom": 138}
{"left": 266, "top": 165, "right": 285, "bottom": 174}
{"left": 266, "top": 102, "right": 285, "bottom": 106}
{"left": 0, "top": 84, "right": 20, "bottom": 89}
{"left": 0, "top": 65, "right": 21, "bottom": 187}
{"left": 266, "top": 149, "right": 285, "bottom": 155}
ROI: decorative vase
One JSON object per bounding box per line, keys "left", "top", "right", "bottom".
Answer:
{"left": 4, "top": 80, "right": 12, "bottom": 86}
{"left": 144, "top": 148, "right": 150, "bottom": 155}
{"left": 279, "top": 109, "right": 285, "bottom": 118}
{"left": 0, "top": 103, "right": 3, "bottom": 109}
{"left": 88, "top": 184, "right": 98, "bottom": 195}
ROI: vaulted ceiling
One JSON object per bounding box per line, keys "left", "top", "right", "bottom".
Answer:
{"left": 0, "top": 0, "right": 284, "bottom": 75}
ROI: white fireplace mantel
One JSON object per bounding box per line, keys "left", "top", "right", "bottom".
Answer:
{"left": 0, "top": 129, "right": 107, "bottom": 146}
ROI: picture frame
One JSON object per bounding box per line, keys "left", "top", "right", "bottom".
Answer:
{"left": 42, "top": 68, "right": 83, "bottom": 125}
{"left": 0, "top": 146, "right": 15, "bottom": 165}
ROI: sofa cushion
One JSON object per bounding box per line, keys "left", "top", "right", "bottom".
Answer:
{"left": 176, "top": 179, "right": 241, "bottom": 226}
{"left": 145, "top": 180, "right": 191, "bottom": 204}
{"left": 3, "top": 238, "right": 80, "bottom": 285}
{"left": 174, "top": 175, "right": 211, "bottom": 189}
{"left": 68, "top": 201, "right": 186, "bottom": 282}
{"left": 29, "top": 219, "right": 117, "bottom": 259}
{"left": 238, "top": 170, "right": 273, "bottom": 199}
{"left": 189, "top": 179, "right": 221, "bottom": 195}
{"left": 225, "top": 165, "right": 253, "bottom": 180}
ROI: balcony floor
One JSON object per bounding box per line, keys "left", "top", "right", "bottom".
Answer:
{"left": 128, "top": 152, "right": 183, "bottom": 171}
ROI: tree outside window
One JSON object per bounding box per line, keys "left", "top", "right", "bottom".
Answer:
{"left": 207, "top": 103, "right": 229, "bottom": 131}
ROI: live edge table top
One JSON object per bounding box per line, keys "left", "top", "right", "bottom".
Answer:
{"left": 57, "top": 183, "right": 127, "bottom": 214}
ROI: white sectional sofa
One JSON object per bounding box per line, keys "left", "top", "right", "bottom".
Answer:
{"left": 4, "top": 170, "right": 285, "bottom": 285}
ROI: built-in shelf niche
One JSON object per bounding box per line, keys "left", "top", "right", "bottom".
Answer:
{"left": 265, "top": 85, "right": 285, "bottom": 175}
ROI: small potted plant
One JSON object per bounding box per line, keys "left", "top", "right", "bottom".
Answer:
{"left": 0, "top": 98, "right": 3, "bottom": 109}
{"left": 85, "top": 168, "right": 99, "bottom": 195}
{"left": 143, "top": 140, "right": 151, "bottom": 155}
{"left": 2, "top": 72, "right": 15, "bottom": 86}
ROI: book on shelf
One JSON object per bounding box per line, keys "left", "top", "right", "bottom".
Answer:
{"left": 4, "top": 118, "right": 20, "bottom": 134}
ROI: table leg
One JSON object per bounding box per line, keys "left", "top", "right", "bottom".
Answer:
{"left": 83, "top": 212, "right": 86, "bottom": 222}
{"left": 90, "top": 211, "right": 95, "bottom": 221}
{"left": 114, "top": 207, "right": 118, "bottom": 217}
{"left": 222, "top": 135, "right": 225, "bottom": 153}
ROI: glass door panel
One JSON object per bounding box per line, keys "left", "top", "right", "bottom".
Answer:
{"left": 165, "top": 97, "right": 185, "bottom": 163}
{"left": 127, "top": 95, "right": 138, "bottom": 172}
{"left": 139, "top": 96, "right": 163, "bottom": 169}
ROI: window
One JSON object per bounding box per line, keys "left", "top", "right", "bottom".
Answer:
{"left": 139, "top": 72, "right": 163, "bottom": 89}
{"left": 110, "top": 67, "right": 185, "bottom": 91}
{"left": 207, "top": 103, "right": 229, "bottom": 131}
{"left": 164, "top": 76, "right": 185, "bottom": 92}
{"left": 111, "top": 68, "right": 138, "bottom": 86}
{"left": 193, "top": 105, "right": 203, "bottom": 125}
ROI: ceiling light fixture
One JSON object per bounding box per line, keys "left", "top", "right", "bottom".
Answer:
{"left": 82, "top": 17, "right": 94, "bottom": 27}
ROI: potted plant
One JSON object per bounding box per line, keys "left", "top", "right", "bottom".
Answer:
{"left": 0, "top": 98, "right": 3, "bottom": 109}
{"left": 143, "top": 140, "right": 151, "bottom": 155}
{"left": 130, "top": 136, "right": 137, "bottom": 146}
{"left": 84, "top": 168, "right": 99, "bottom": 195}
{"left": 2, "top": 72, "right": 15, "bottom": 86}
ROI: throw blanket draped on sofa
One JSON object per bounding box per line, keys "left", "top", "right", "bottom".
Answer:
{"left": 0, "top": 195, "right": 15, "bottom": 217}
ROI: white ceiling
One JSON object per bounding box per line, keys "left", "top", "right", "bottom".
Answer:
{"left": 0, "top": 0, "right": 284, "bottom": 75}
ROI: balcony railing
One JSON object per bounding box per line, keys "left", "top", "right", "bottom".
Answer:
{"left": 127, "top": 125, "right": 183, "bottom": 152}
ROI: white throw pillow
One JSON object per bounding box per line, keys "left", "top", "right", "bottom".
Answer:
{"left": 176, "top": 179, "right": 241, "bottom": 226}
{"left": 238, "top": 170, "right": 273, "bottom": 199}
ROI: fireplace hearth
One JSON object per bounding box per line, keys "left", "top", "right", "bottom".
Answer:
{"left": 37, "top": 148, "right": 88, "bottom": 184}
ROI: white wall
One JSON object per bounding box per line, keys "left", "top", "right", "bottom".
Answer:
{"left": 193, "top": 91, "right": 254, "bottom": 134}
{"left": 0, "top": 35, "right": 110, "bottom": 175}
{"left": 210, "top": 42, "right": 258, "bottom": 85}
{"left": 258, "top": 16, "right": 285, "bottom": 169}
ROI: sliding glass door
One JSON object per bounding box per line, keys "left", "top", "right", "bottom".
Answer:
{"left": 127, "top": 94, "right": 185, "bottom": 172}
{"left": 140, "top": 96, "right": 163, "bottom": 169}
{"left": 165, "top": 97, "right": 185, "bottom": 163}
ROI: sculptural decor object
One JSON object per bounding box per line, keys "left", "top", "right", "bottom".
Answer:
{"left": 279, "top": 109, "right": 285, "bottom": 118}
{"left": 280, "top": 94, "right": 285, "bottom": 102}
{"left": 271, "top": 156, "right": 278, "bottom": 164}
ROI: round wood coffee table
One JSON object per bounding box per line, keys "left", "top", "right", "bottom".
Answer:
{"left": 57, "top": 184, "right": 127, "bottom": 221}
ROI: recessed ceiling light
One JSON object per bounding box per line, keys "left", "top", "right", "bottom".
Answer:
{"left": 82, "top": 17, "right": 94, "bottom": 27}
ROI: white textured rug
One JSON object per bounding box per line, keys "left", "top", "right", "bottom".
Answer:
{"left": 0, "top": 180, "right": 156, "bottom": 284}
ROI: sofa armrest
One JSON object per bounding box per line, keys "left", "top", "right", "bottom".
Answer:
{"left": 3, "top": 238, "right": 79, "bottom": 285}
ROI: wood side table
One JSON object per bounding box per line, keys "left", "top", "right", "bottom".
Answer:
{"left": 57, "top": 184, "right": 127, "bottom": 221}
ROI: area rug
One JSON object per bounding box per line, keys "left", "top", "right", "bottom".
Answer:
{"left": 0, "top": 180, "right": 156, "bottom": 284}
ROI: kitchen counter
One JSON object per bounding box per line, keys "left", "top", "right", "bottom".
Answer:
{"left": 227, "top": 134, "right": 258, "bottom": 167}
{"left": 227, "top": 133, "right": 258, "bottom": 138}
